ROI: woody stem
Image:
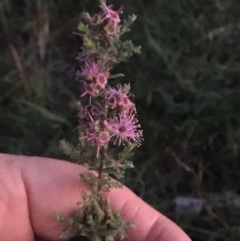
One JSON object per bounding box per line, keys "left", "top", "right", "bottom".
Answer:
{"left": 98, "top": 89, "right": 108, "bottom": 191}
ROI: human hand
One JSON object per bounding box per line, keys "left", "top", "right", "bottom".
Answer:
{"left": 0, "top": 153, "right": 191, "bottom": 241}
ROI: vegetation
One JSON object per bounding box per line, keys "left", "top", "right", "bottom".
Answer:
{"left": 1, "top": 0, "right": 240, "bottom": 240}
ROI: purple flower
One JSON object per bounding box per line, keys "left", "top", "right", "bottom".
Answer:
{"left": 106, "top": 85, "right": 135, "bottom": 113}
{"left": 97, "top": 131, "right": 110, "bottom": 157}
{"left": 106, "top": 84, "right": 130, "bottom": 99}
{"left": 118, "top": 93, "right": 135, "bottom": 114}
{"left": 100, "top": 2, "right": 122, "bottom": 24}
{"left": 82, "top": 59, "right": 102, "bottom": 80}
{"left": 81, "top": 59, "right": 110, "bottom": 89}
{"left": 78, "top": 108, "right": 88, "bottom": 119}
{"left": 106, "top": 86, "right": 119, "bottom": 101}
{"left": 98, "top": 131, "right": 110, "bottom": 146}
{"left": 83, "top": 2, "right": 122, "bottom": 26}
{"left": 81, "top": 83, "right": 99, "bottom": 97}
{"left": 81, "top": 126, "right": 111, "bottom": 157}
{"left": 78, "top": 104, "right": 100, "bottom": 121}
{"left": 82, "top": 128, "right": 98, "bottom": 146}
{"left": 96, "top": 72, "right": 110, "bottom": 89}
{"left": 108, "top": 113, "right": 143, "bottom": 146}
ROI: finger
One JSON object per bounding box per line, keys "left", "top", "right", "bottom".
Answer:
{"left": 3, "top": 154, "right": 191, "bottom": 241}
{"left": 0, "top": 154, "right": 34, "bottom": 241}
{"left": 22, "top": 155, "right": 191, "bottom": 241}
{"left": 20, "top": 155, "right": 90, "bottom": 240}
{"left": 107, "top": 188, "right": 191, "bottom": 241}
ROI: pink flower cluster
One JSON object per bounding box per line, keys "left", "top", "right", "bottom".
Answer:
{"left": 106, "top": 85, "right": 135, "bottom": 114}
{"left": 83, "top": 1, "right": 122, "bottom": 35}
{"left": 81, "top": 58, "right": 110, "bottom": 97}
{"left": 79, "top": 2, "right": 142, "bottom": 157}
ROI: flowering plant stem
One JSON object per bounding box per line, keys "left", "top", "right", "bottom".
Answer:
{"left": 56, "top": 1, "right": 142, "bottom": 240}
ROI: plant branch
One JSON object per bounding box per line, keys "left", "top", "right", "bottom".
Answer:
{"left": 173, "top": 153, "right": 229, "bottom": 228}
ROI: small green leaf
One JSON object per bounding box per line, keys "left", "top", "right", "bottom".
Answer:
{"left": 109, "top": 73, "right": 125, "bottom": 79}
{"left": 15, "top": 98, "right": 70, "bottom": 124}
{"left": 54, "top": 212, "right": 65, "bottom": 222}
{"left": 78, "top": 21, "right": 89, "bottom": 33}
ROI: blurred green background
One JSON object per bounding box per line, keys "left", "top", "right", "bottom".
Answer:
{"left": 1, "top": 0, "right": 240, "bottom": 240}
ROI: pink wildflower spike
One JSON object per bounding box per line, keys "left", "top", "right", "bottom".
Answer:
{"left": 108, "top": 113, "right": 143, "bottom": 146}
{"left": 100, "top": 1, "right": 122, "bottom": 24}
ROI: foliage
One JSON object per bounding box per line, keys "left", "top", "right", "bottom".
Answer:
{"left": 55, "top": 1, "right": 142, "bottom": 240}
{"left": 1, "top": 0, "right": 240, "bottom": 240}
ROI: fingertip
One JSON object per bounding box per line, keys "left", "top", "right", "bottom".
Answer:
{"left": 107, "top": 187, "right": 191, "bottom": 241}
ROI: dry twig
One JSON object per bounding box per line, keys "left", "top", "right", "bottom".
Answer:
{"left": 0, "top": 2, "right": 27, "bottom": 81}
{"left": 173, "top": 153, "right": 229, "bottom": 228}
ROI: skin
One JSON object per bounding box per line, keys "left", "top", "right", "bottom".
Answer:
{"left": 0, "top": 153, "right": 191, "bottom": 241}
